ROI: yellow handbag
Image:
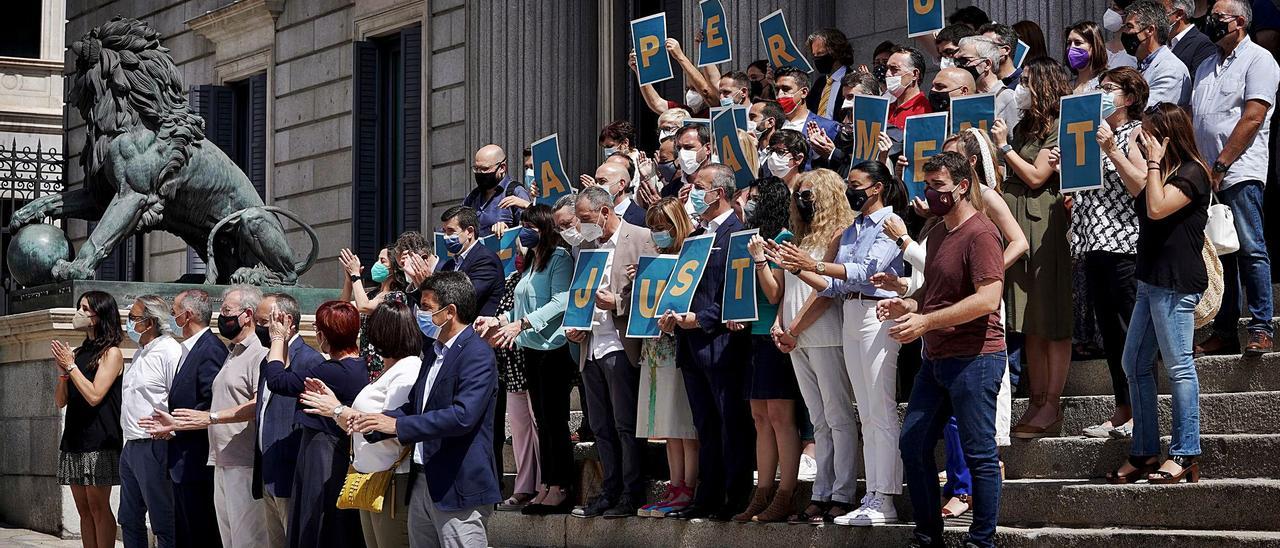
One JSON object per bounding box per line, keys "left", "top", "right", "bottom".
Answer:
{"left": 336, "top": 446, "right": 414, "bottom": 515}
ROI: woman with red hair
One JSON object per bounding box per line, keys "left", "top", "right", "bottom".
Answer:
{"left": 263, "top": 299, "right": 370, "bottom": 547}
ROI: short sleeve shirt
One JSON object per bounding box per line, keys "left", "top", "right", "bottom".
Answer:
{"left": 1191, "top": 37, "right": 1280, "bottom": 190}
{"left": 920, "top": 213, "right": 1006, "bottom": 359}
{"left": 1134, "top": 163, "right": 1210, "bottom": 294}
{"left": 209, "top": 338, "right": 268, "bottom": 467}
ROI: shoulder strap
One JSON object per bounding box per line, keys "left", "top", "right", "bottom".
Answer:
{"left": 389, "top": 444, "right": 414, "bottom": 470}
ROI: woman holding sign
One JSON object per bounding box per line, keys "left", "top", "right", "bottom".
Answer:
{"left": 991, "top": 57, "right": 1074, "bottom": 438}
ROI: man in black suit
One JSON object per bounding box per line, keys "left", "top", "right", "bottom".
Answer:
{"left": 660, "top": 163, "right": 755, "bottom": 521}
{"left": 437, "top": 205, "right": 504, "bottom": 316}
{"left": 1167, "top": 0, "right": 1218, "bottom": 73}
{"left": 167, "top": 289, "right": 226, "bottom": 548}
{"left": 804, "top": 28, "right": 855, "bottom": 119}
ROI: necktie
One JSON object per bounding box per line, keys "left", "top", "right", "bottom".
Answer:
{"left": 819, "top": 76, "right": 834, "bottom": 117}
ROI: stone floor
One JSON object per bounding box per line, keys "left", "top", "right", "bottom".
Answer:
{"left": 0, "top": 525, "right": 119, "bottom": 547}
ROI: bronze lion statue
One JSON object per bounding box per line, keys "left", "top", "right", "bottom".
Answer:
{"left": 9, "top": 16, "right": 316, "bottom": 285}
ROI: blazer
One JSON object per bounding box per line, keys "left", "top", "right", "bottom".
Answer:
{"left": 621, "top": 200, "right": 648, "bottom": 227}
{"left": 252, "top": 337, "right": 325, "bottom": 499}
{"left": 440, "top": 242, "right": 504, "bottom": 317}
{"left": 369, "top": 327, "right": 500, "bottom": 511}
{"left": 1172, "top": 26, "right": 1218, "bottom": 77}
{"left": 676, "top": 212, "right": 750, "bottom": 368}
{"left": 168, "top": 329, "right": 227, "bottom": 483}
{"left": 263, "top": 355, "right": 368, "bottom": 437}
{"left": 576, "top": 220, "right": 656, "bottom": 369}
{"left": 806, "top": 68, "right": 850, "bottom": 119}
{"left": 801, "top": 111, "right": 842, "bottom": 171}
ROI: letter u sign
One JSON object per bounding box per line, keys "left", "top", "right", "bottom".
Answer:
{"left": 639, "top": 279, "right": 667, "bottom": 317}
{"left": 913, "top": 0, "right": 935, "bottom": 15}
{"left": 573, "top": 268, "right": 599, "bottom": 307}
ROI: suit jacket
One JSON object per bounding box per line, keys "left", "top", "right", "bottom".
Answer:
{"left": 576, "top": 220, "right": 656, "bottom": 369}
{"left": 622, "top": 200, "right": 648, "bottom": 227}
{"left": 440, "top": 242, "right": 504, "bottom": 317}
{"left": 168, "top": 329, "right": 227, "bottom": 483}
{"left": 1172, "top": 26, "right": 1218, "bottom": 76}
{"left": 252, "top": 337, "right": 324, "bottom": 499}
{"left": 676, "top": 212, "right": 750, "bottom": 369}
{"left": 802, "top": 111, "right": 842, "bottom": 171}
{"left": 806, "top": 69, "right": 850, "bottom": 119}
{"left": 370, "top": 327, "right": 500, "bottom": 511}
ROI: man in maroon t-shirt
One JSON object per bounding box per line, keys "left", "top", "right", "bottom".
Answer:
{"left": 876, "top": 151, "right": 1005, "bottom": 548}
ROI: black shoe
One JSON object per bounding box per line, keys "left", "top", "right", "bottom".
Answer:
{"left": 521, "top": 497, "right": 573, "bottom": 516}
{"left": 571, "top": 496, "right": 614, "bottom": 519}
{"left": 666, "top": 503, "right": 721, "bottom": 520}
{"left": 602, "top": 496, "right": 639, "bottom": 519}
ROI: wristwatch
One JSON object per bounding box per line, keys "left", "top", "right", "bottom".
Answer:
{"left": 1212, "top": 160, "right": 1231, "bottom": 174}
{"left": 332, "top": 405, "right": 346, "bottom": 418}
{"left": 999, "top": 144, "right": 1014, "bottom": 156}
{"left": 348, "top": 274, "right": 362, "bottom": 283}
{"left": 815, "top": 262, "right": 826, "bottom": 274}
{"left": 520, "top": 318, "right": 532, "bottom": 331}
{"left": 896, "top": 235, "right": 907, "bottom": 248}
{"left": 209, "top": 411, "right": 220, "bottom": 425}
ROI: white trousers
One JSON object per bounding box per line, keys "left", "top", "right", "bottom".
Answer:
{"left": 996, "top": 301, "right": 1013, "bottom": 446}
{"left": 790, "top": 345, "right": 858, "bottom": 504}
{"left": 213, "top": 466, "right": 269, "bottom": 548}
{"left": 842, "top": 299, "right": 903, "bottom": 495}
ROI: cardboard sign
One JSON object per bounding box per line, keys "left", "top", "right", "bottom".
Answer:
{"left": 433, "top": 232, "right": 455, "bottom": 264}
{"left": 712, "top": 109, "right": 755, "bottom": 190}
{"left": 626, "top": 254, "right": 679, "bottom": 338}
{"left": 563, "top": 249, "right": 612, "bottom": 330}
{"left": 481, "top": 230, "right": 520, "bottom": 276}
{"left": 902, "top": 112, "right": 949, "bottom": 200}
{"left": 721, "top": 229, "right": 759, "bottom": 322}
{"left": 1059, "top": 92, "right": 1104, "bottom": 192}
{"left": 631, "top": 13, "right": 674, "bottom": 86}
{"left": 654, "top": 233, "right": 716, "bottom": 316}
{"left": 851, "top": 94, "right": 890, "bottom": 164}
{"left": 531, "top": 134, "right": 571, "bottom": 205}
{"left": 949, "top": 92, "right": 996, "bottom": 135}
{"left": 907, "top": 0, "right": 945, "bottom": 38}
{"left": 1014, "top": 39, "right": 1030, "bottom": 69}
{"left": 758, "top": 9, "right": 812, "bottom": 73}
{"left": 698, "top": 0, "right": 732, "bottom": 67}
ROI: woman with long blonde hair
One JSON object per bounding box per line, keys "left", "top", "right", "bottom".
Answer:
{"left": 765, "top": 169, "right": 858, "bottom": 524}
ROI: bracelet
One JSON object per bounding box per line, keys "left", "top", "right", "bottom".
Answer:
{"left": 271, "top": 336, "right": 285, "bottom": 342}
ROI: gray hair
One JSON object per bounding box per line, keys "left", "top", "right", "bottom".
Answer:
{"left": 959, "top": 35, "right": 1002, "bottom": 66}
{"left": 137, "top": 295, "right": 174, "bottom": 336}
{"left": 1125, "top": 0, "right": 1171, "bottom": 44}
{"left": 699, "top": 163, "right": 737, "bottom": 193}
{"left": 1219, "top": 0, "right": 1253, "bottom": 25}
{"left": 577, "top": 185, "right": 613, "bottom": 211}
{"left": 265, "top": 292, "right": 300, "bottom": 329}
{"left": 553, "top": 193, "right": 577, "bottom": 212}
{"left": 175, "top": 289, "right": 213, "bottom": 326}
{"left": 223, "top": 285, "right": 263, "bottom": 314}
{"left": 1170, "top": 0, "right": 1196, "bottom": 18}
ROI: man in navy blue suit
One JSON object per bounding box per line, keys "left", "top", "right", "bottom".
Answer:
{"left": 437, "top": 206, "right": 504, "bottom": 317}
{"left": 167, "top": 289, "right": 226, "bottom": 548}
{"left": 773, "top": 67, "right": 843, "bottom": 171}
{"left": 659, "top": 164, "right": 756, "bottom": 521}
{"left": 354, "top": 271, "right": 500, "bottom": 548}
{"left": 251, "top": 293, "right": 324, "bottom": 545}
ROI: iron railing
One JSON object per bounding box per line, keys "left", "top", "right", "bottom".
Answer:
{"left": 0, "top": 140, "right": 64, "bottom": 312}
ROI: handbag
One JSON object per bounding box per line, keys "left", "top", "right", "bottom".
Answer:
{"left": 1195, "top": 235, "right": 1224, "bottom": 329}
{"left": 335, "top": 445, "right": 414, "bottom": 514}
{"left": 1206, "top": 193, "right": 1240, "bottom": 255}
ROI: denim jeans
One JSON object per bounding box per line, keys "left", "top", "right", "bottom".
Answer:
{"left": 941, "top": 417, "right": 971, "bottom": 497}
{"left": 900, "top": 351, "right": 1005, "bottom": 548}
{"left": 1123, "top": 280, "right": 1202, "bottom": 457}
{"left": 1214, "top": 180, "right": 1274, "bottom": 338}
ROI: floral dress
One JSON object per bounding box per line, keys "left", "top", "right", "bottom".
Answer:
{"left": 636, "top": 333, "right": 697, "bottom": 439}
{"left": 359, "top": 290, "right": 406, "bottom": 381}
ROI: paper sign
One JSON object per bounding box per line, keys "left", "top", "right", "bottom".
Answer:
{"left": 1059, "top": 92, "right": 1104, "bottom": 192}
{"left": 684, "top": 117, "right": 710, "bottom": 128}
{"left": 531, "top": 134, "right": 571, "bottom": 205}
{"left": 907, "top": 0, "right": 945, "bottom": 38}
{"left": 903, "top": 112, "right": 949, "bottom": 200}
{"left": 481, "top": 230, "right": 520, "bottom": 276}
{"left": 949, "top": 92, "right": 996, "bottom": 135}
{"left": 631, "top": 13, "right": 673, "bottom": 86}
{"left": 721, "top": 229, "right": 759, "bottom": 322}
{"left": 712, "top": 108, "right": 755, "bottom": 190}
{"left": 851, "top": 94, "right": 890, "bottom": 164}
{"left": 1014, "top": 39, "right": 1030, "bottom": 69}
{"left": 731, "top": 105, "right": 749, "bottom": 132}
{"left": 654, "top": 233, "right": 716, "bottom": 316}
{"left": 698, "top": 0, "right": 732, "bottom": 67}
{"left": 758, "top": 10, "right": 812, "bottom": 73}
{"left": 563, "top": 249, "right": 612, "bottom": 330}
{"left": 433, "top": 232, "right": 455, "bottom": 264}
{"left": 626, "top": 255, "right": 679, "bottom": 338}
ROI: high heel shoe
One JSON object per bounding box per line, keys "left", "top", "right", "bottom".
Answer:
{"left": 1148, "top": 455, "right": 1201, "bottom": 484}
{"left": 732, "top": 485, "right": 772, "bottom": 522}
{"left": 1011, "top": 413, "right": 1062, "bottom": 439}
{"left": 1106, "top": 455, "right": 1158, "bottom": 484}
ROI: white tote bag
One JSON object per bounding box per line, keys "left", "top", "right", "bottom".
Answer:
{"left": 1206, "top": 193, "right": 1239, "bottom": 256}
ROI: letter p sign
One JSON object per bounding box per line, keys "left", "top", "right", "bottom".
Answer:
{"left": 639, "top": 35, "right": 660, "bottom": 68}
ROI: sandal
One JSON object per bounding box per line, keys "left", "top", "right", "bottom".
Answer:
{"left": 1106, "top": 455, "right": 1158, "bottom": 484}
{"left": 1148, "top": 455, "right": 1201, "bottom": 484}
{"left": 788, "top": 500, "right": 828, "bottom": 525}
{"left": 497, "top": 492, "right": 535, "bottom": 511}
{"left": 941, "top": 494, "right": 971, "bottom": 519}
{"left": 823, "top": 501, "right": 853, "bottom": 523}
{"left": 732, "top": 485, "right": 773, "bottom": 522}
{"left": 638, "top": 484, "right": 676, "bottom": 517}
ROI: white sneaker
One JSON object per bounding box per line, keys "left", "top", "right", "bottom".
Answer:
{"left": 797, "top": 454, "right": 818, "bottom": 481}
{"left": 840, "top": 493, "right": 897, "bottom": 526}
{"left": 832, "top": 492, "right": 872, "bottom": 526}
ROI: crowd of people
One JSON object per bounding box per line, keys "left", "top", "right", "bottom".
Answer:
{"left": 50, "top": 1, "right": 1277, "bottom": 547}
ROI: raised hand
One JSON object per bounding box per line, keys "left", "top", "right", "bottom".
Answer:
{"left": 338, "top": 248, "right": 363, "bottom": 277}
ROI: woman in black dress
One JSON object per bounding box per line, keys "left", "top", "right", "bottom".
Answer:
{"left": 54, "top": 291, "right": 125, "bottom": 548}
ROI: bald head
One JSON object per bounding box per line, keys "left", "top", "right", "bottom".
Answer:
{"left": 473, "top": 144, "right": 507, "bottom": 175}
{"left": 932, "top": 67, "right": 975, "bottom": 96}
{"left": 593, "top": 162, "right": 629, "bottom": 205}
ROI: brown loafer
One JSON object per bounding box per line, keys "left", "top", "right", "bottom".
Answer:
{"left": 1194, "top": 334, "right": 1239, "bottom": 356}
{"left": 1245, "top": 331, "right": 1275, "bottom": 357}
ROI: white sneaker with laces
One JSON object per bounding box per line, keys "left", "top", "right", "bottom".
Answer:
{"left": 832, "top": 492, "right": 874, "bottom": 526}
{"left": 797, "top": 454, "right": 818, "bottom": 482}
{"left": 842, "top": 493, "right": 897, "bottom": 526}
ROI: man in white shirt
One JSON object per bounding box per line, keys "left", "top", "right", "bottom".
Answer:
{"left": 566, "top": 186, "right": 656, "bottom": 519}
{"left": 1123, "top": 1, "right": 1192, "bottom": 107}
{"left": 119, "top": 295, "right": 183, "bottom": 548}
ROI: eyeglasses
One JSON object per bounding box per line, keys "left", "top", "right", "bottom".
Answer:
{"left": 1209, "top": 12, "right": 1240, "bottom": 23}
{"left": 127, "top": 314, "right": 146, "bottom": 322}
{"left": 1094, "top": 83, "right": 1123, "bottom": 93}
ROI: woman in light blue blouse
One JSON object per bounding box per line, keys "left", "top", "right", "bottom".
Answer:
{"left": 777, "top": 160, "right": 908, "bottom": 526}
{"left": 476, "top": 204, "right": 576, "bottom": 515}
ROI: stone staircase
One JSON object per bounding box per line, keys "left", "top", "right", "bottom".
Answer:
{"left": 488, "top": 310, "right": 1280, "bottom": 546}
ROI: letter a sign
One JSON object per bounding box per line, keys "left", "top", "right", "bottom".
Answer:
{"left": 631, "top": 13, "right": 673, "bottom": 86}
{"left": 563, "top": 249, "right": 612, "bottom": 330}
{"left": 908, "top": 0, "right": 945, "bottom": 37}
{"left": 1059, "top": 92, "right": 1104, "bottom": 191}
{"left": 531, "top": 134, "right": 571, "bottom": 205}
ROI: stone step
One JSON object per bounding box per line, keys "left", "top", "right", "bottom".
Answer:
{"left": 488, "top": 515, "right": 1280, "bottom": 548}
{"left": 1005, "top": 391, "right": 1280, "bottom": 436}
{"left": 493, "top": 478, "right": 1280, "bottom": 536}
{"left": 1062, "top": 353, "right": 1280, "bottom": 396}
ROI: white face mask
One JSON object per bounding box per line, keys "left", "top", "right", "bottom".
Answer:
{"left": 1013, "top": 86, "right": 1032, "bottom": 110}
{"left": 559, "top": 226, "right": 586, "bottom": 247}
{"left": 1103, "top": 8, "right": 1124, "bottom": 33}
{"left": 766, "top": 152, "right": 793, "bottom": 177}
{"left": 885, "top": 75, "right": 906, "bottom": 97}
{"left": 577, "top": 222, "right": 604, "bottom": 243}
{"left": 678, "top": 148, "right": 702, "bottom": 175}
{"left": 747, "top": 120, "right": 758, "bottom": 134}
{"left": 685, "top": 89, "right": 705, "bottom": 111}
{"left": 939, "top": 56, "right": 956, "bottom": 69}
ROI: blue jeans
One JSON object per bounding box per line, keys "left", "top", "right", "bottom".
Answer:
{"left": 941, "top": 417, "right": 971, "bottom": 497}
{"left": 900, "top": 351, "right": 1005, "bottom": 548}
{"left": 119, "top": 439, "right": 175, "bottom": 548}
{"left": 1214, "top": 180, "right": 1274, "bottom": 337}
{"left": 1005, "top": 331, "right": 1025, "bottom": 390}
{"left": 1123, "top": 280, "right": 1202, "bottom": 457}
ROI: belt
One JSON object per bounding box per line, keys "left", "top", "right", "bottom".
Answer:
{"left": 845, "top": 292, "right": 887, "bottom": 302}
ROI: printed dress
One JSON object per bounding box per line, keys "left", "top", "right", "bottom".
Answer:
{"left": 636, "top": 332, "right": 697, "bottom": 439}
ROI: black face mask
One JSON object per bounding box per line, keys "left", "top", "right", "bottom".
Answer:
{"left": 656, "top": 161, "right": 678, "bottom": 183}
{"left": 749, "top": 80, "right": 765, "bottom": 98}
{"left": 846, "top": 186, "right": 870, "bottom": 211}
{"left": 255, "top": 325, "right": 272, "bottom": 348}
{"left": 1202, "top": 16, "right": 1232, "bottom": 43}
{"left": 217, "top": 312, "right": 244, "bottom": 340}
{"left": 795, "top": 192, "right": 816, "bottom": 222}
{"left": 474, "top": 171, "right": 500, "bottom": 191}
{"left": 1120, "top": 31, "right": 1142, "bottom": 57}
{"left": 872, "top": 63, "right": 888, "bottom": 83}
{"left": 962, "top": 62, "right": 983, "bottom": 83}
{"left": 814, "top": 54, "right": 836, "bottom": 75}
{"left": 928, "top": 90, "right": 953, "bottom": 113}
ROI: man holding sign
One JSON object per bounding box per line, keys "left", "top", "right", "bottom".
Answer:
{"left": 631, "top": 13, "right": 674, "bottom": 86}
{"left": 657, "top": 164, "right": 754, "bottom": 521}
{"left": 566, "top": 186, "right": 656, "bottom": 519}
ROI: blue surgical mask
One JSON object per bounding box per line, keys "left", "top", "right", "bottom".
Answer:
{"left": 370, "top": 262, "right": 390, "bottom": 283}
{"left": 603, "top": 147, "right": 617, "bottom": 159}
{"left": 416, "top": 309, "right": 440, "bottom": 339}
{"left": 126, "top": 318, "right": 143, "bottom": 344}
{"left": 443, "top": 234, "right": 464, "bottom": 254}
{"left": 719, "top": 96, "right": 735, "bottom": 107}
{"left": 689, "top": 187, "right": 715, "bottom": 214}
{"left": 523, "top": 168, "right": 535, "bottom": 186}
{"left": 651, "top": 230, "right": 674, "bottom": 249}
{"left": 1100, "top": 92, "right": 1119, "bottom": 119}
{"left": 518, "top": 227, "right": 540, "bottom": 249}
